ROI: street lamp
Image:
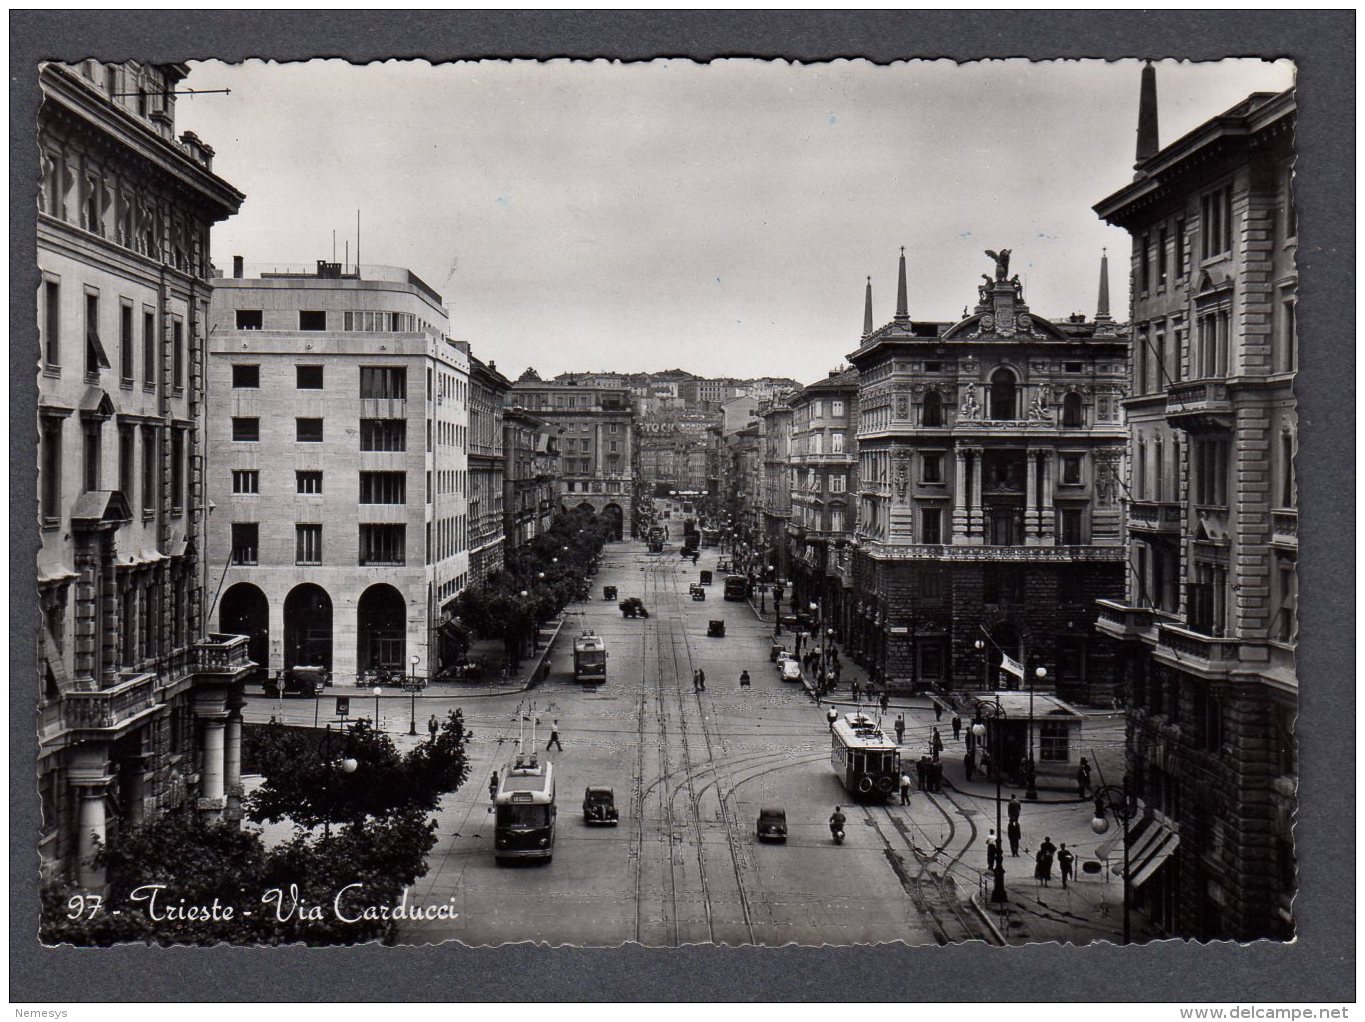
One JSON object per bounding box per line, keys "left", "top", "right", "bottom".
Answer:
{"left": 972, "top": 698, "right": 1008, "bottom": 903}
{"left": 1091, "top": 783, "right": 1136, "bottom": 945}
{"left": 321, "top": 723, "right": 360, "bottom": 842}
{"left": 1026, "top": 665, "right": 1046, "bottom": 800}
{"left": 372, "top": 686, "right": 382, "bottom": 730}
{"left": 408, "top": 654, "right": 421, "bottom": 736}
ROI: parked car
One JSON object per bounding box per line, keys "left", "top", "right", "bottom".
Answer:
{"left": 265, "top": 665, "right": 328, "bottom": 698}
{"left": 582, "top": 787, "right": 619, "bottom": 826}
{"left": 707, "top": 619, "right": 726, "bottom": 637}
{"left": 775, "top": 652, "right": 797, "bottom": 672}
{"left": 756, "top": 807, "right": 788, "bottom": 843}
{"left": 689, "top": 584, "right": 706, "bottom": 601}
{"left": 780, "top": 659, "right": 803, "bottom": 682}
{"left": 619, "top": 597, "right": 650, "bottom": 618}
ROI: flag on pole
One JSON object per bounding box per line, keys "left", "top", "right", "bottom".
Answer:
{"left": 1000, "top": 653, "right": 1024, "bottom": 681}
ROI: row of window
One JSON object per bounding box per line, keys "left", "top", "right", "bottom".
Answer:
{"left": 232, "top": 416, "right": 423, "bottom": 450}
{"left": 231, "top": 523, "right": 408, "bottom": 566}
{"left": 233, "top": 309, "right": 436, "bottom": 336}
{"left": 39, "top": 415, "right": 186, "bottom": 523}
{"left": 232, "top": 364, "right": 407, "bottom": 399}
{"left": 41, "top": 278, "right": 183, "bottom": 388}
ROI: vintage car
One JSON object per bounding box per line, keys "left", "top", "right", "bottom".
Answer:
{"left": 699, "top": 570, "right": 713, "bottom": 585}
{"left": 689, "top": 584, "right": 706, "bottom": 601}
{"left": 780, "top": 659, "right": 803, "bottom": 683}
{"left": 769, "top": 642, "right": 788, "bottom": 663}
{"left": 706, "top": 619, "right": 726, "bottom": 638}
{"left": 264, "top": 664, "right": 328, "bottom": 698}
{"left": 756, "top": 807, "right": 788, "bottom": 843}
{"left": 582, "top": 786, "right": 619, "bottom": 826}
{"left": 716, "top": 559, "right": 732, "bottom": 573}
{"left": 603, "top": 585, "right": 618, "bottom": 601}
{"left": 619, "top": 597, "right": 650, "bottom": 618}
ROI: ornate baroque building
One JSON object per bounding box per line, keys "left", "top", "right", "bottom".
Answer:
{"left": 1093, "top": 69, "right": 1296, "bottom": 941}
{"left": 847, "top": 248, "right": 1129, "bottom": 705}
{"left": 36, "top": 61, "right": 250, "bottom": 888}
{"left": 756, "top": 396, "right": 795, "bottom": 581}
{"left": 507, "top": 372, "right": 634, "bottom": 539}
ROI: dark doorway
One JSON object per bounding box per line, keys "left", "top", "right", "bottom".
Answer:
{"left": 283, "top": 583, "right": 332, "bottom": 672}
{"left": 989, "top": 368, "right": 1018, "bottom": 420}
{"left": 603, "top": 503, "right": 624, "bottom": 541}
{"left": 357, "top": 583, "right": 406, "bottom": 675}
{"left": 219, "top": 582, "right": 269, "bottom": 680}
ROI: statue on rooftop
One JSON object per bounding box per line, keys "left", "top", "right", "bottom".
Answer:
{"left": 985, "top": 248, "right": 1012, "bottom": 281}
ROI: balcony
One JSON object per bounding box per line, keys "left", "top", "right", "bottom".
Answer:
{"left": 359, "top": 397, "right": 408, "bottom": 419}
{"left": 1094, "top": 598, "right": 1155, "bottom": 640}
{"left": 1271, "top": 508, "right": 1297, "bottom": 549}
{"left": 190, "top": 633, "right": 253, "bottom": 676}
{"left": 1165, "top": 381, "right": 1233, "bottom": 430}
{"left": 1128, "top": 501, "right": 1182, "bottom": 534}
{"left": 1154, "top": 622, "right": 1240, "bottom": 675}
{"left": 63, "top": 671, "right": 159, "bottom": 734}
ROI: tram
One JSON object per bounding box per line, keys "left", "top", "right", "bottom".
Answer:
{"left": 573, "top": 631, "right": 607, "bottom": 685}
{"left": 494, "top": 753, "right": 557, "bottom": 863}
{"left": 831, "top": 712, "right": 901, "bottom": 802}
{"left": 723, "top": 575, "right": 749, "bottom": 601}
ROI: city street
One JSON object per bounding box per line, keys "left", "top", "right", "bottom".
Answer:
{"left": 238, "top": 536, "right": 1131, "bottom": 948}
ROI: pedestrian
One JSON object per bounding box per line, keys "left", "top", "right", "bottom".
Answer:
{"left": 546, "top": 722, "right": 563, "bottom": 751}
{"left": 739, "top": 669, "right": 751, "bottom": 688}
{"left": 827, "top": 706, "right": 839, "bottom": 732}
{"left": 851, "top": 680, "right": 861, "bottom": 703}
{"left": 964, "top": 749, "right": 975, "bottom": 782}
{"left": 934, "top": 700, "right": 943, "bottom": 723}
{"left": 916, "top": 755, "right": 928, "bottom": 791}
{"left": 951, "top": 712, "right": 962, "bottom": 741}
{"left": 1058, "top": 843, "right": 1075, "bottom": 889}
{"left": 814, "top": 680, "right": 822, "bottom": 706}
{"left": 879, "top": 691, "right": 890, "bottom": 714}
{"left": 932, "top": 759, "right": 944, "bottom": 793}
{"left": 428, "top": 714, "right": 439, "bottom": 741}
{"left": 986, "top": 830, "right": 1000, "bottom": 871}
{"left": 1007, "top": 794, "right": 1021, "bottom": 825}
{"left": 1007, "top": 819, "right": 1021, "bottom": 857}
{"left": 1037, "top": 835, "right": 1056, "bottom": 886}
{"left": 833, "top": 659, "right": 842, "bottom": 684}
{"left": 931, "top": 727, "right": 944, "bottom": 760}
{"left": 692, "top": 669, "right": 701, "bottom": 693}
{"left": 900, "top": 771, "right": 912, "bottom": 806}
{"left": 1077, "top": 756, "right": 1092, "bottom": 799}
{"left": 488, "top": 770, "right": 499, "bottom": 801}
{"left": 894, "top": 713, "right": 905, "bottom": 745}
{"left": 698, "top": 668, "right": 706, "bottom": 691}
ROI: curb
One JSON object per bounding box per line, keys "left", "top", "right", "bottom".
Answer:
{"left": 968, "top": 890, "right": 1010, "bottom": 946}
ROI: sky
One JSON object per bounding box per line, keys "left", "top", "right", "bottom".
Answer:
{"left": 178, "top": 58, "right": 1294, "bottom": 385}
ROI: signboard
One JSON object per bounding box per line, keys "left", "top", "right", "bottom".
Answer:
{"left": 335, "top": 697, "right": 351, "bottom": 718}
{"left": 888, "top": 626, "right": 910, "bottom": 635}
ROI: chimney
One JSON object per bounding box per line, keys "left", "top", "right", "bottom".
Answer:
{"left": 1095, "top": 248, "right": 1113, "bottom": 322}
{"left": 1136, "top": 61, "right": 1159, "bottom": 165}
{"left": 894, "top": 247, "right": 909, "bottom": 323}
{"left": 232, "top": 255, "right": 244, "bottom": 279}
{"left": 862, "top": 276, "right": 874, "bottom": 338}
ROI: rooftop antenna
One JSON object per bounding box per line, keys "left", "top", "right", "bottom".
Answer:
{"left": 356, "top": 209, "right": 361, "bottom": 276}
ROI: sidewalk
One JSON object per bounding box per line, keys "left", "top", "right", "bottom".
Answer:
{"left": 446, "top": 615, "right": 567, "bottom": 698}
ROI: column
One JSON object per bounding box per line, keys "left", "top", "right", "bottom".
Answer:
{"left": 952, "top": 448, "right": 969, "bottom": 541}
{"left": 76, "top": 787, "right": 107, "bottom": 890}
{"left": 1040, "top": 451, "right": 1057, "bottom": 542}
{"left": 968, "top": 448, "right": 985, "bottom": 546}
{"left": 123, "top": 765, "right": 146, "bottom": 828}
{"left": 199, "top": 718, "right": 226, "bottom": 819}
{"left": 223, "top": 709, "right": 243, "bottom": 821}
{"left": 1025, "top": 447, "right": 1039, "bottom": 545}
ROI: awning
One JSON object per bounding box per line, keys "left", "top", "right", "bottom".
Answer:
{"left": 1130, "top": 826, "right": 1181, "bottom": 889}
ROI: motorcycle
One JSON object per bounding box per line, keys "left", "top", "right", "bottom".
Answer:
{"left": 829, "top": 812, "right": 846, "bottom": 844}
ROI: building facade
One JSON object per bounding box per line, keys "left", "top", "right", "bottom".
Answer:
{"left": 756, "top": 398, "right": 795, "bottom": 581}
{"left": 468, "top": 355, "right": 511, "bottom": 587}
{"left": 786, "top": 370, "right": 860, "bottom": 639}
{"left": 503, "top": 407, "right": 561, "bottom": 552}
{"left": 1093, "top": 74, "right": 1296, "bottom": 941}
{"left": 207, "top": 262, "right": 470, "bottom": 685}
{"left": 507, "top": 372, "right": 634, "bottom": 539}
{"left": 36, "top": 60, "right": 250, "bottom": 888}
{"left": 848, "top": 249, "right": 1128, "bottom": 709}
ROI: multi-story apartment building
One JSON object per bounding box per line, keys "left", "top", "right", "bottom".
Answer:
{"left": 503, "top": 407, "right": 561, "bottom": 552}
{"left": 848, "top": 248, "right": 1128, "bottom": 708}
{"left": 1093, "top": 70, "right": 1296, "bottom": 941}
{"left": 36, "top": 61, "right": 250, "bottom": 888}
{"left": 468, "top": 355, "right": 511, "bottom": 587}
{"left": 756, "top": 397, "right": 795, "bottom": 580}
{"left": 725, "top": 423, "right": 762, "bottom": 561}
{"left": 207, "top": 262, "right": 470, "bottom": 685}
{"left": 508, "top": 371, "right": 634, "bottom": 539}
{"left": 786, "top": 370, "right": 859, "bottom": 637}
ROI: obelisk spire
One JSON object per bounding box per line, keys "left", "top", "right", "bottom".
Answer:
{"left": 862, "top": 276, "right": 874, "bottom": 338}
{"left": 1096, "top": 248, "right": 1112, "bottom": 322}
{"left": 1136, "top": 60, "right": 1159, "bottom": 164}
{"left": 894, "top": 246, "right": 909, "bottom": 323}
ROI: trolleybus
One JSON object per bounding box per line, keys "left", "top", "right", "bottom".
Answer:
{"left": 831, "top": 712, "right": 901, "bottom": 802}
{"left": 573, "top": 631, "right": 607, "bottom": 685}
{"left": 494, "top": 754, "right": 557, "bottom": 863}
